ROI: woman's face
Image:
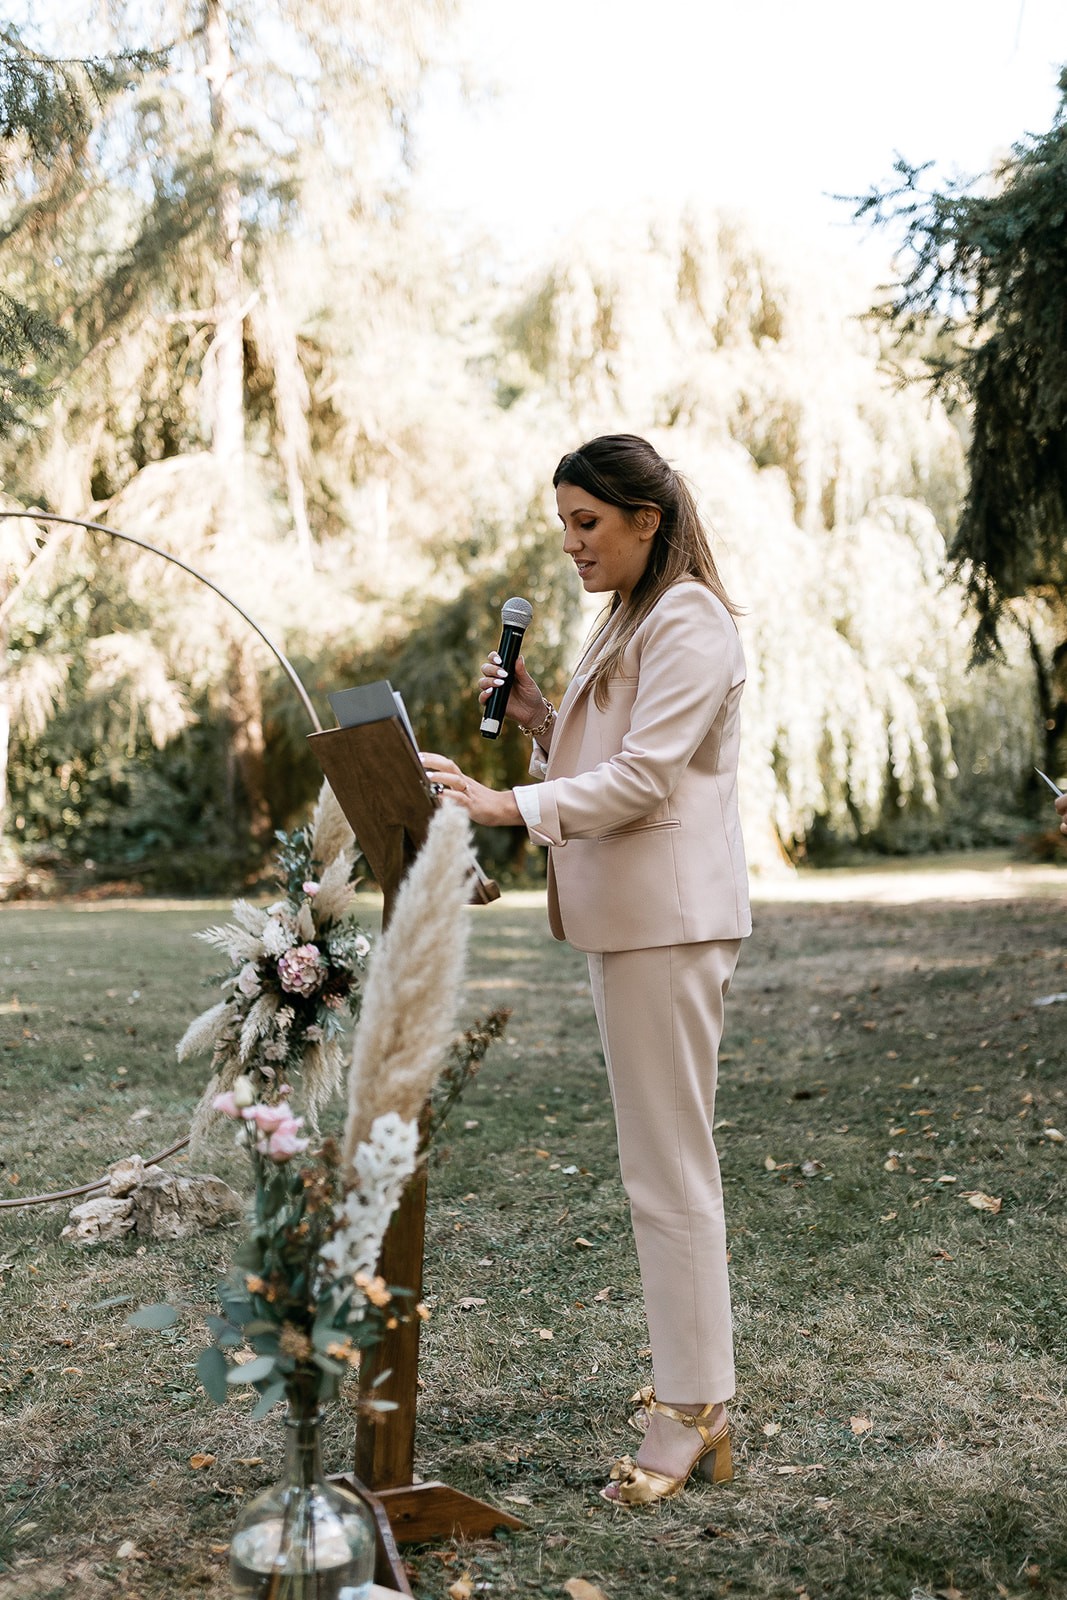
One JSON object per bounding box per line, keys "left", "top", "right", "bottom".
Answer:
{"left": 556, "top": 481, "right": 658, "bottom": 606}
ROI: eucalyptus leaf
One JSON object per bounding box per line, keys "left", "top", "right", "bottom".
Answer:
{"left": 220, "top": 1294, "right": 254, "bottom": 1327}
{"left": 250, "top": 1380, "right": 287, "bottom": 1420}
{"left": 197, "top": 1345, "right": 231, "bottom": 1405}
{"left": 226, "top": 1355, "right": 276, "bottom": 1386}
{"left": 126, "top": 1302, "right": 179, "bottom": 1331}
{"left": 312, "top": 1352, "right": 346, "bottom": 1377}
{"left": 205, "top": 1315, "right": 242, "bottom": 1349}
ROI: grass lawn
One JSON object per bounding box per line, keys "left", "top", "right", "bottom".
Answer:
{"left": 0, "top": 858, "right": 1065, "bottom": 1599}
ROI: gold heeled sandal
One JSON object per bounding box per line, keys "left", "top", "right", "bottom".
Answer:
{"left": 602, "top": 1393, "right": 732, "bottom": 1505}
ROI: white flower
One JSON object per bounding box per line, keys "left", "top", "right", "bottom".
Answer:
{"left": 354, "top": 935, "right": 370, "bottom": 960}
{"left": 236, "top": 962, "right": 262, "bottom": 998}
{"left": 319, "top": 1113, "right": 419, "bottom": 1292}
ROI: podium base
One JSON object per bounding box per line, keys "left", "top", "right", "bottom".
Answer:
{"left": 333, "top": 1474, "right": 525, "bottom": 1591}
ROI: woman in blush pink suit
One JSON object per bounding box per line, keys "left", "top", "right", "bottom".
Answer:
{"left": 422, "top": 434, "right": 750, "bottom": 1505}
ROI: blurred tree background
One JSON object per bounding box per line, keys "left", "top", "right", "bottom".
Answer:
{"left": 0, "top": 3, "right": 1061, "bottom": 894}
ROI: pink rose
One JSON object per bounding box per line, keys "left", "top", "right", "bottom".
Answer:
{"left": 302, "top": 880, "right": 320, "bottom": 897}
{"left": 213, "top": 1091, "right": 241, "bottom": 1118}
{"left": 258, "top": 1115, "right": 309, "bottom": 1161}
{"left": 277, "top": 943, "right": 327, "bottom": 997}
{"left": 243, "top": 1102, "right": 292, "bottom": 1133}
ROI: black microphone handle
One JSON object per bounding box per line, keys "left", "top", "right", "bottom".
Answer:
{"left": 479, "top": 622, "right": 527, "bottom": 739}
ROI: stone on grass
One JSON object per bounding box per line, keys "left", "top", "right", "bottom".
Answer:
{"left": 61, "top": 1194, "right": 136, "bottom": 1244}
{"left": 132, "top": 1170, "right": 242, "bottom": 1239}
{"left": 62, "top": 1158, "right": 242, "bottom": 1245}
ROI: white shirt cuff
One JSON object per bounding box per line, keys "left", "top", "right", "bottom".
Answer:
{"left": 512, "top": 784, "right": 543, "bottom": 829}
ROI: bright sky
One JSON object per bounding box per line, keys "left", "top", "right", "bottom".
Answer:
{"left": 413, "top": 0, "right": 1065, "bottom": 266}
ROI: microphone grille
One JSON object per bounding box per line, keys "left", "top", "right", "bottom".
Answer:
{"left": 501, "top": 596, "right": 533, "bottom": 628}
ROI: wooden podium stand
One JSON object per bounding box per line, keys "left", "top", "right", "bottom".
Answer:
{"left": 308, "top": 716, "right": 523, "bottom": 1590}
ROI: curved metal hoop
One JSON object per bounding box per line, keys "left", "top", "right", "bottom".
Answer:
{"left": 2, "top": 508, "right": 322, "bottom": 732}
{"left": 1, "top": 506, "right": 328, "bottom": 1207}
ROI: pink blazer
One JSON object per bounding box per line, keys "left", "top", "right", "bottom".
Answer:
{"left": 521, "top": 580, "right": 751, "bottom": 954}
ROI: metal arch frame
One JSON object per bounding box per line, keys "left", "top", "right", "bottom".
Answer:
{"left": 0, "top": 506, "right": 326, "bottom": 1210}
{"left": 1, "top": 508, "right": 322, "bottom": 732}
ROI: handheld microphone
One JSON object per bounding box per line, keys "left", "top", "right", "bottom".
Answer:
{"left": 480, "top": 596, "right": 533, "bottom": 739}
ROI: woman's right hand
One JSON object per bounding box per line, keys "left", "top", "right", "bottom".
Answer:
{"left": 478, "top": 652, "right": 545, "bottom": 730}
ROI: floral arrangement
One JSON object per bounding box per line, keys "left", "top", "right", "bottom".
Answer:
{"left": 134, "top": 796, "right": 483, "bottom": 1422}
{"left": 179, "top": 782, "right": 369, "bottom": 1140}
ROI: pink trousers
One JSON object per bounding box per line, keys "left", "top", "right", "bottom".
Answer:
{"left": 587, "top": 938, "right": 741, "bottom": 1403}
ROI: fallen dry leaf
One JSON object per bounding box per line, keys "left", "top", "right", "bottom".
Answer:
{"left": 850, "top": 1415, "right": 873, "bottom": 1435}
{"left": 964, "top": 1191, "right": 1002, "bottom": 1214}
{"left": 564, "top": 1581, "right": 611, "bottom": 1600}
{"left": 235, "top": 1457, "right": 263, "bottom": 1467}
{"left": 537, "top": 1328, "right": 554, "bottom": 1340}
{"left": 1043, "top": 1128, "right": 1064, "bottom": 1143}
{"left": 763, "top": 1155, "right": 778, "bottom": 1171}
{"left": 761, "top": 1422, "right": 781, "bottom": 1437}
{"left": 503, "top": 1493, "right": 532, "bottom": 1506}
{"left": 773, "top": 1463, "right": 825, "bottom": 1475}
{"left": 188, "top": 1453, "right": 217, "bottom": 1470}
{"left": 455, "top": 1297, "right": 487, "bottom": 1311}
{"left": 115, "top": 1540, "right": 143, "bottom": 1560}
{"left": 593, "top": 1287, "right": 612, "bottom": 1302}
{"left": 574, "top": 1237, "right": 594, "bottom": 1248}
{"left": 448, "top": 1578, "right": 473, "bottom": 1600}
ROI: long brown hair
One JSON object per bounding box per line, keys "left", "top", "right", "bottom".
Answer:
{"left": 553, "top": 434, "right": 740, "bottom": 708}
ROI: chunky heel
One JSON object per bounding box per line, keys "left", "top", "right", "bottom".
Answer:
{"left": 602, "top": 1391, "right": 732, "bottom": 1504}
{"left": 696, "top": 1428, "right": 732, "bottom": 1484}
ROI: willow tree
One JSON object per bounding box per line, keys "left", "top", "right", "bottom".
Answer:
{"left": 853, "top": 68, "right": 1067, "bottom": 773}
{"left": 1, "top": 0, "right": 458, "bottom": 871}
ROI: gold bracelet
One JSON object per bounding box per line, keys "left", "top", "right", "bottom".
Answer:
{"left": 520, "top": 699, "right": 556, "bottom": 740}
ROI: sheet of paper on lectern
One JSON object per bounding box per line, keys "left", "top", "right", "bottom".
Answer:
{"left": 327, "top": 680, "right": 418, "bottom": 751}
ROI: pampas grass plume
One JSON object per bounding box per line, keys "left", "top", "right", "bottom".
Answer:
{"left": 310, "top": 780, "right": 354, "bottom": 866}
{"left": 342, "top": 805, "right": 473, "bottom": 1164}
{"left": 313, "top": 845, "right": 357, "bottom": 926}
{"left": 176, "top": 999, "right": 229, "bottom": 1063}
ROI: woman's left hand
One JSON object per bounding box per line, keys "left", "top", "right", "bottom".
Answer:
{"left": 420, "top": 752, "right": 522, "bottom": 827}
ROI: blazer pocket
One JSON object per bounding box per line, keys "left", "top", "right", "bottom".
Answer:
{"left": 596, "top": 818, "right": 682, "bottom": 840}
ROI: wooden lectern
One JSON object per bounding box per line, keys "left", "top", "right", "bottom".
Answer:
{"left": 308, "top": 712, "right": 523, "bottom": 1592}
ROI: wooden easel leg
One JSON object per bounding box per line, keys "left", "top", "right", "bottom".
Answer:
{"left": 352, "top": 1168, "right": 525, "bottom": 1560}
{"left": 332, "top": 1475, "right": 415, "bottom": 1594}
{"left": 354, "top": 1166, "right": 427, "bottom": 1488}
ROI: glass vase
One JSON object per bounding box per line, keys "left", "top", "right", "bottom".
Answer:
{"left": 229, "top": 1401, "right": 377, "bottom": 1600}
